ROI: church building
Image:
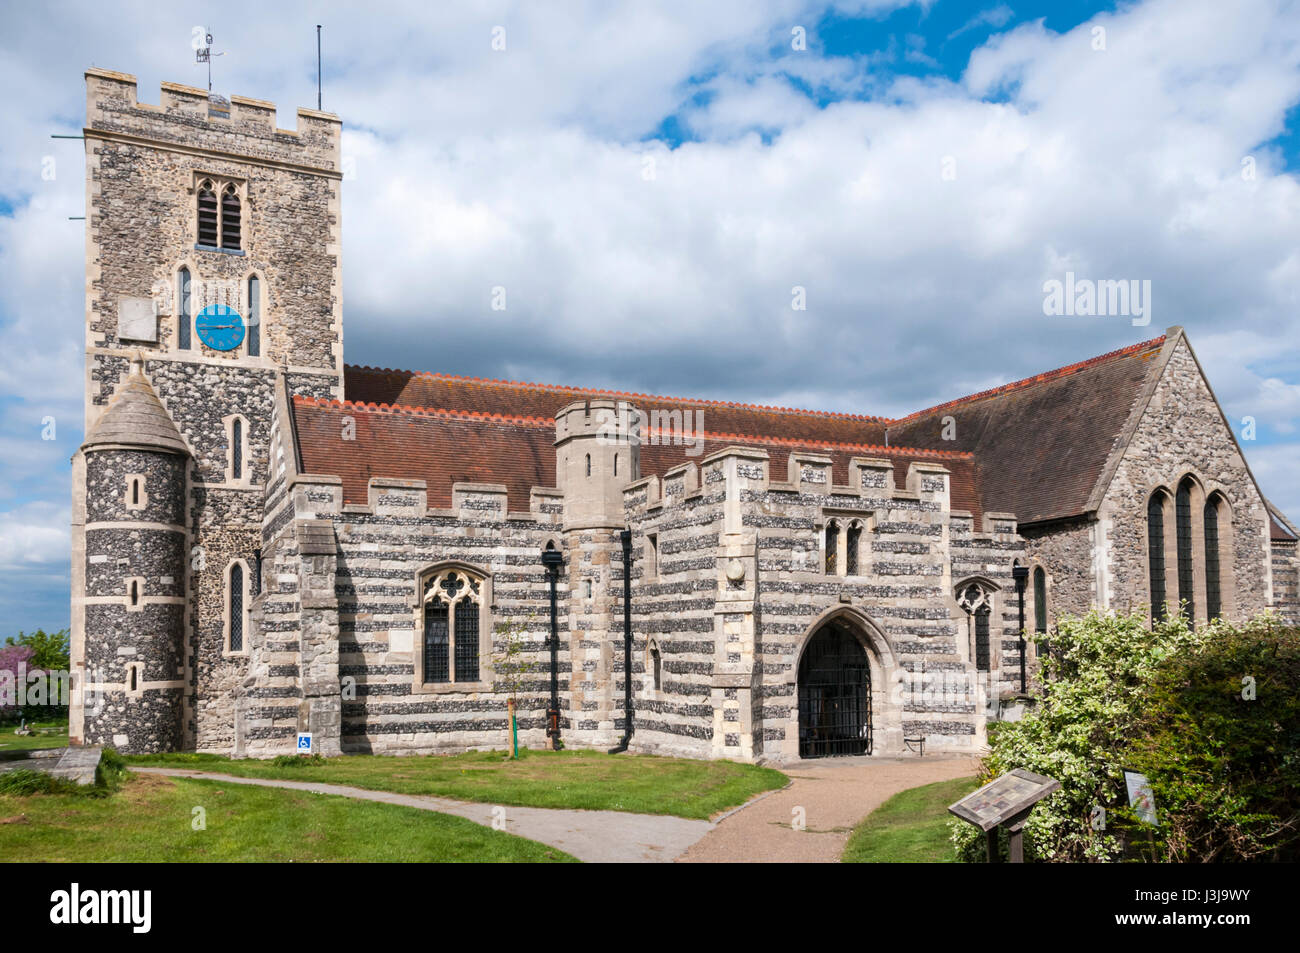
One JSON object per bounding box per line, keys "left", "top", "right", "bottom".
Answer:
{"left": 69, "top": 69, "right": 1300, "bottom": 760}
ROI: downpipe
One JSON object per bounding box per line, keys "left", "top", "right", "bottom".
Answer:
{"left": 609, "top": 528, "right": 634, "bottom": 754}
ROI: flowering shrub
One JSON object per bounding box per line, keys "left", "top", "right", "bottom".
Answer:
{"left": 951, "top": 610, "right": 1300, "bottom": 862}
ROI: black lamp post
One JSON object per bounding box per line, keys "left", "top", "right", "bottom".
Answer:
{"left": 1012, "top": 564, "right": 1029, "bottom": 693}
{"left": 541, "top": 546, "right": 565, "bottom": 749}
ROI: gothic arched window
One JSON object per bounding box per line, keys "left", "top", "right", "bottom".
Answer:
{"left": 1205, "top": 493, "right": 1225, "bottom": 621}
{"left": 419, "top": 566, "right": 485, "bottom": 684}
{"left": 824, "top": 520, "right": 839, "bottom": 575}
{"left": 957, "top": 581, "right": 996, "bottom": 673}
{"left": 226, "top": 561, "right": 247, "bottom": 654}
{"left": 221, "top": 184, "right": 241, "bottom": 250}
{"left": 845, "top": 521, "right": 862, "bottom": 575}
{"left": 1176, "top": 478, "right": 1196, "bottom": 621}
{"left": 1033, "top": 566, "right": 1048, "bottom": 633}
{"left": 1148, "top": 490, "right": 1168, "bottom": 622}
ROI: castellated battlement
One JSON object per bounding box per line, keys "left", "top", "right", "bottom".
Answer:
{"left": 85, "top": 67, "right": 341, "bottom": 175}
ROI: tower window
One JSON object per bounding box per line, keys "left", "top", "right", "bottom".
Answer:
{"left": 129, "top": 579, "right": 139, "bottom": 607}
{"left": 177, "top": 267, "right": 191, "bottom": 350}
{"left": 650, "top": 643, "right": 662, "bottom": 691}
{"left": 197, "top": 180, "right": 219, "bottom": 247}
{"left": 228, "top": 562, "right": 245, "bottom": 653}
{"left": 221, "top": 184, "right": 241, "bottom": 250}
{"left": 1148, "top": 491, "right": 1167, "bottom": 622}
{"left": 645, "top": 533, "right": 659, "bottom": 580}
{"left": 247, "top": 275, "right": 261, "bottom": 357}
{"left": 232, "top": 418, "right": 243, "bottom": 481}
{"left": 586, "top": 454, "right": 591, "bottom": 477}
{"left": 1176, "top": 479, "right": 1195, "bottom": 622}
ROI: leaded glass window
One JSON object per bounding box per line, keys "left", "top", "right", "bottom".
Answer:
{"left": 825, "top": 521, "right": 839, "bottom": 575}
{"left": 974, "top": 608, "right": 990, "bottom": 672}
{"left": 1205, "top": 495, "right": 1222, "bottom": 621}
{"left": 1176, "top": 479, "right": 1195, "bottom": 621}
{"left": 957, "top": 582, "right": 995, "bottom": 673}
{"left": 1148, "top": 492, "right": 1167, "bottom": 622}
{"left": 420, "top": 567, "right": 485, "bottom": 685}
{"left": 229, "top": 562, "right": 244, "bottom": 652}
{"left": 846, "top": 523, "right": 861, "bottom": 575}
{"left": 1033, "top": 567, "right": 1047, "bottom": 633}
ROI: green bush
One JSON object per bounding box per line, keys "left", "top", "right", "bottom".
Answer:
{"left": 951, "top": 609, "right": 1209, "bottom": 862}
{"left": 0, "top": 768, "right": 84, "bottom": 796}
{"left": 952, "top": 611, "right": 1300, "bottom": 862}
{"left": 1125, "top": 618, "right": 1300, "bottom": 861}
{"left": 271, "top": 753, "right": 326, "bottom": 767}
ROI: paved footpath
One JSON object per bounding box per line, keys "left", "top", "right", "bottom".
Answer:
{"left": 131, "top": 767, "right": 710, "bottom": 863}
{"left": 678, "top": 755, "right": 980, "bottom": 863}
{"left": 134, "top": 756, "right": 977, "bottom": 863}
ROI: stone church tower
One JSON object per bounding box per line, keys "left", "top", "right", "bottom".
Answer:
{"left": 70, "top": 69, "right": 343, "bottom": 752}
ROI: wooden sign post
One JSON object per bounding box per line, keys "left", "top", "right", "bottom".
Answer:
{"left": 948, "top": 768, "right": 1061, "bottom": 863}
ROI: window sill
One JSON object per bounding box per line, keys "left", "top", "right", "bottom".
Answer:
{"left": 412, "top": 680, "right": 492, "bottom": 695}
{"left": 194, "top": 244, "right": 246, "bottom": 256}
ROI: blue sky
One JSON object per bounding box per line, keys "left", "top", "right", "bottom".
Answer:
{"left": 1, "top": 0, "right": 1299, "bottom": 634}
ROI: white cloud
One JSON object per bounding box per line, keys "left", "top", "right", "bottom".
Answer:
{"left": 1, "top": 0, "right": 1299, "bottom": 626}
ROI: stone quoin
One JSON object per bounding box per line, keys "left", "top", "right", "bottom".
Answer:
{"left": 69, "top": 68, "right": 1300, "bottom": 761}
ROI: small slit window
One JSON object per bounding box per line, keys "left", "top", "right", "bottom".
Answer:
{"left": 651, "top": 643, "right": 662, "bottom": 692}
{"left": 247, "top": 275, "right": 261, "bottom": 357}
{"left": 228, "top": 562, "right": 245, "bottom": 653}
{"left": 231, "top": 418, "right": 243, "bottom": 481}
{"left": 129, "top": 579, "right": 139, "bottom": 607}
{"left": 177, "top": 267, "right": 191, "bottom": 350}
{"left": 1033, "top": 567, "right": 1047, "bottom": 633}
{"left": 645, "top": 533, "right": 659, "bottom": 580}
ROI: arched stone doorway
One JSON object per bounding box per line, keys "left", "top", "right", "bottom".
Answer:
{"left": 798, "top": 620, "right": 872, "bottom": 757}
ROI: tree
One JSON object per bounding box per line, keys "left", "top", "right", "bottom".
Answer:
{"left": 5, "top": 629, "right": 70, "bottom": 671}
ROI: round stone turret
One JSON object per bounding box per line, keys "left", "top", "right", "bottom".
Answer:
{"left": 77, "top": 358, "right": 190, "bottom": 753}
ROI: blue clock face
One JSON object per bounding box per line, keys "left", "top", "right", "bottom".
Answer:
{"left": 195, "top": 304, "right": 246, "bottom": 351}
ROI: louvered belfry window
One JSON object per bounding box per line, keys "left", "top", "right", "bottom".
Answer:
{"left": 421, "top": 568, "right": 484, "bottom": 684}
{"left": 229, "top": 563, "right": 244, "bottom": 652}
{"left": 220, "top": 184, "right": 241, "bottom": 250}
{"left": 1204, "top": 496, "right": 1222, "bottom": 621}
{"left": 197, "top": 180, "right": 219, "bottom": 247}
{"left": 1176, "top": 479, "right": 1196, "bottom": 621}
{"left": 1148, "top": 493, "right": 1167, "bottom": 622}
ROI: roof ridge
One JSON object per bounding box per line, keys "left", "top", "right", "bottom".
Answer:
{"left": 344, "top": 364, "right": 890, "bottom": 424}
{"left": 294, "top": 395, "right": 971, "bottom": 460}
{"left": 292, "top": 394, "right": 554, "bottom": 429}
{"left": 891, "top": 334, "right": 1167, "bottom": 424}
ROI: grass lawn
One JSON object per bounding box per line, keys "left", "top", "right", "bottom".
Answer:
{"left": 125, "top": 748, "right": 787, "bottom": 819}
{"left": 842, "top": 775, "right": 979, "bottom": 863}
{"left": 0, "top": 772, "right": 575, "bottom": 862}
{"left": 0, "top": 720, "right": 68, "bottom": 753}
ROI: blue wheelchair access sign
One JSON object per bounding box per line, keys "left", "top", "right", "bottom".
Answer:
{"left": 296, "top": 732, "right": 313, "bottom": 753}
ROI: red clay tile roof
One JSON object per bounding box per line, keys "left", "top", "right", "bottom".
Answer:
{"left": 293, "top": 396, "right": 983, "bottom": 520}
{"left": 293, "top": 398, "right": 555, "bottom": 512}
{"left": 888, "top": 335, "right": 1168, "bottom": 524}
{"left": 344, "top": 366, "right": 890, "bottom": 446}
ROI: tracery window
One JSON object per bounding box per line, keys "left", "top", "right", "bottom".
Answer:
{"left": 957, "top": 582, "right": 995, "bottom": 673}
{"left": 420, "top": 567, "right": 484, "bottom": 684}
{"left": 196, "top": 177, "right": 244, "bottom": 251}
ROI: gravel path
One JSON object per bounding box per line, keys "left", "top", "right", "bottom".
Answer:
{"left": 677, "top": 755, "right": 980, "bottom": 863}
{"left": 130, "top": 767, "right": 712, "bottom": 863}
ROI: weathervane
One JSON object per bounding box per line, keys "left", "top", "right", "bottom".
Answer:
{"left": 195, "top": 31, "right": 225, "bottom": 92}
